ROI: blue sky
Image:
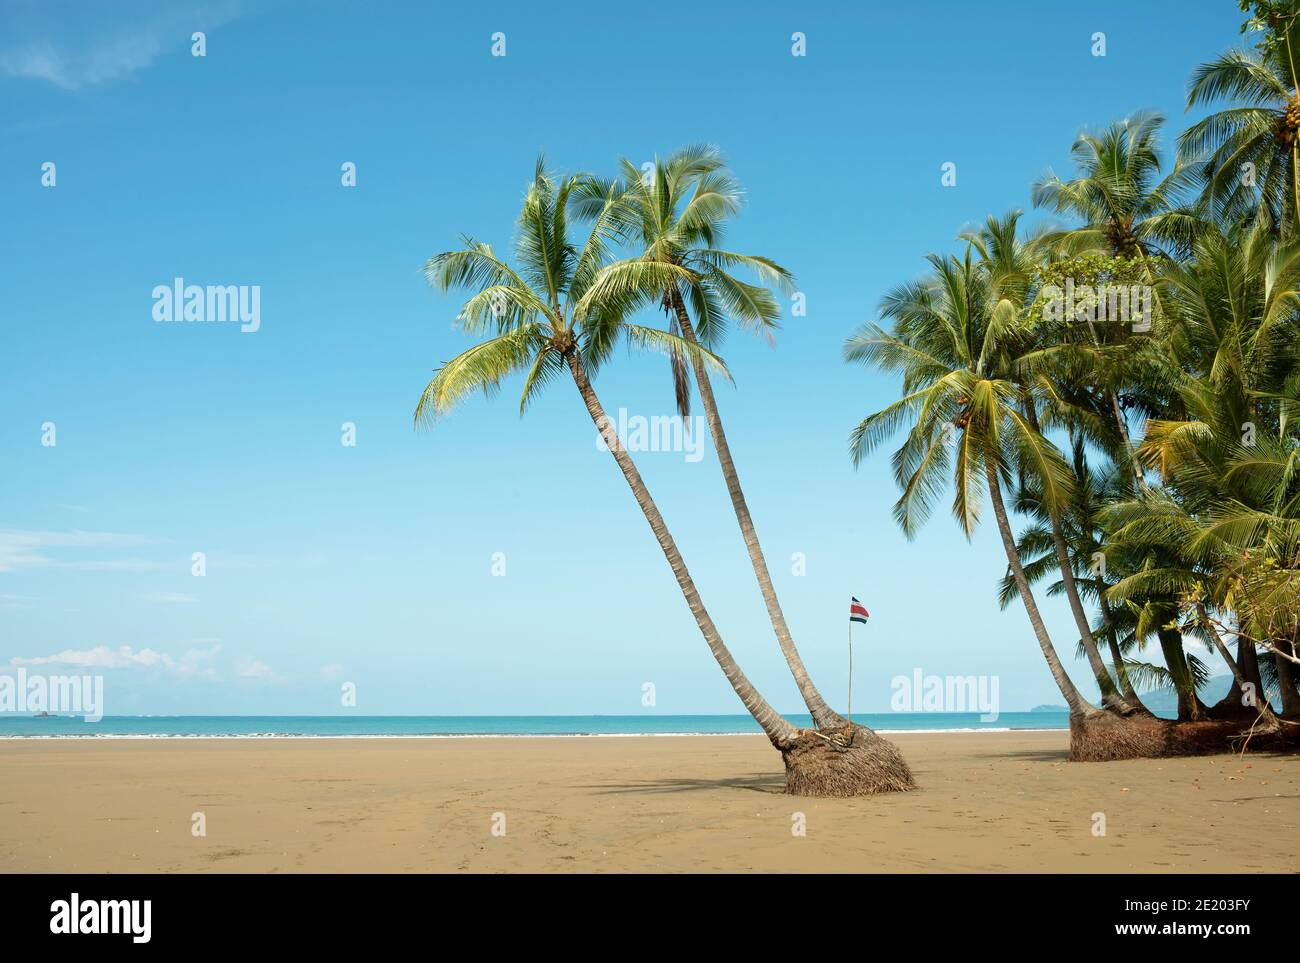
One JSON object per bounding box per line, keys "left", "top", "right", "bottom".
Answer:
{"left": 0, "top": 0, "right": 1244, "bottom": 715}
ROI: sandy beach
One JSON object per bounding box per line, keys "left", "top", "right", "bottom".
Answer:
{"left": 1, "top": 731, "right": 1295, "bottom": 873}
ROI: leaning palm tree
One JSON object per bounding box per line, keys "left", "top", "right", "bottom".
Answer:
{"left": 619, "top": 146, "right": 846, "bottom": 731}
{"left": 965, "top": 214, "right": 1138, "bottom": 714}
{"left": 844, "top": 234, "right": 1179, "bottom": 760}
{"left": 416, "top": 159, "right": 913, "bottom": 795}
{"left": 999, "top": 442, "right": 1154, "bottom": 715}
{"left": 845, "top": 252, "right": 1084, "bottom": 721}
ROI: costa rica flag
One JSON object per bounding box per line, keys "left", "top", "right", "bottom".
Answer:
{"left": 850, "top": 597, "right": 869, "bottom": 625}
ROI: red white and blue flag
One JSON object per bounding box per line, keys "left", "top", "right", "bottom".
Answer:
{"left": 849, "top": 596, "right": 869, "bottom": 625}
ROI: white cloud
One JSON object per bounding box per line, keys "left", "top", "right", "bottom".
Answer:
{"left": 10, "top": 642, "right": 222, "bottom": 681}
{"left": 235, "top": 657, "right": 281, "bottom": 682}
{"left": 170, "top": 643, "right": 223, "bottom": 680}
{"left": 0, "top": 529, "right": 162, "bottom": 573}
{"left": 13, "top": 644, "right": 168, "bottom": 669}
{"left": 0, "top": 1, "right": 242, "bottom": 91}
{"left": 1, "top": 37, "right": 161, "bottom": 90}
{"left": 319, "top": 662, "right": 345, "bottom": 681}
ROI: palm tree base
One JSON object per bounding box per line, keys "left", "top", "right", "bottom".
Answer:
{"left": 1069, "top": 708, "right": 1298, "bottom": 760}
{"left": 781, "top": 724, "right": 916, "bottom": 797}
{"left": 1207, "top": 699, "right": 1267, "bottom": 722}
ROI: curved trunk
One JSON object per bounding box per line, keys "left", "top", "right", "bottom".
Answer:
{"left": 1157, "top": 628, "right": 1207, "bottom": 721}
{"left": 566, "top": 352, "right": 797, "bottom": 748}
{"left": 1023, "top": 404, "right": 1130, "bottom": 712}
{"left": 1046, "top": 513, "right": 1132, "bottom": 712}
{"left": 985, "top": 461, "right": 1095, "bottom": 716}
{"left": 670, "top": 293, "right": 845, "bottom": 730}
{"left": 1103, "top": 617, "right": 1148, "bottom": 712}
{"left": 1198, "top": 601, "right": 1275, "bottom": 723}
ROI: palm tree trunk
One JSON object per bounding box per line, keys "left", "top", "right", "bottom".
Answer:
{"left": 1109, "top": 392, "right": 1147, "bottom": 495}
{"left": 1021, "top": 404, "right": 1131, "bottom": 711}
{"left": 1292, "top": 142, "right": 1300, "bottom": 233}
{"left": 1272, "top": 639, "right": 1300, "bottom": 717}
{"left": 670, "top": 292, "right": 845, "bottom": 730}
{"left": 1198, "top": 601, "right": 1275, "bottom": 723}
{"left": 1043, "top": 516, "right": 1131, "bottom": 711}
{"left": 1082, "top": 316, "right": 1145, "bottom": 496}
{"left": 984, "top": 461, "right": 1095, "bottom": 716}
{"left": 1157, "top": 628, "right": 1207, "bottom": 721}
{"left": 1238, "top": 636, "right": 1263, "bottom": 694}
{"left": 565, "top": 351, "right": 797, "bottom": 748}
{"left": 1104, "top": 621, "right": 1147, "bottom": 711}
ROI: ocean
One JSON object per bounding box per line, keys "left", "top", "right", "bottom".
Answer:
{"left": 0, "top": 712, "right": 1070, "bottom": 738}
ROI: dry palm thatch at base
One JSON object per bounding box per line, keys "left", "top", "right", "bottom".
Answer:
{"left": 781, "top": 723, "right": 916, "bottom": 797}
{"left": 1068, "top": 710, "right": 1171, "bottom": 761}
{"left": 1069, "top": 708, "right": 1300, "bottom": 761}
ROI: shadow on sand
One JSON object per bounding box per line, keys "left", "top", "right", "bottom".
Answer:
{"left": 996, "top": 748, "right": 1073, "bottom": 763}
{"left": 579, "top": 774, "right": 785, "bottom": 795}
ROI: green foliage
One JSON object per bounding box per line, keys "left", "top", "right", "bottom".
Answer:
{"left": 616, "top": 146, "right": 793, "bottom": 416}
{"left": 415, "top": 159, "right": 734, "bottom": 424}
{"left": 1239, "top": 1, "right": 1300, "bottom": 54}
{"left": 850, "top": 19, "right": 1300, "bottom": 707}
{"left": 1024, "top": 254, "right": 1153, "bottom": 332}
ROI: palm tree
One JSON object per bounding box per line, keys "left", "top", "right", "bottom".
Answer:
{"left": 415, "top": 159, "right": 913, "bottom": 795}
{"left": 1099, "top": 495, "right": 1228, "bottom": 722}
{"left": 843, "top": 243, "right": 1098, "bottom": 721}
{"left": 1229, "top": 547, "right": 1300, "bottom": 714}
{"left": 963, "top": 215, "right": 1139, "bottom": 713}
{"left": 1115, "top": 395, "right": 1300, "bottom": 720}
{"left": 1180, "top": 7, "right": 1300, "bottom": 234}
{"left": 1031, "top": 115, "right": 1197, "bottom": 493}
{"left": 998, "top": 443, "right": 1154, "bottom": 715}
{"left": 1018, "top": 252, "right": 1173, "bottom": 496}
{"left": 1104, "top": 218, "right": 1300, "bottom": 722}
{"left": 618, "top": 145, "right": 846, "bottom": 731}
{"left": 1032, "top": 112, "right": 1198, "bottom": 259}
{"left": 843, "top": 217, "right": 1208, "bottom": 758}
{"left": 1103, "top": 490, "right": 1271, "bottom": 721}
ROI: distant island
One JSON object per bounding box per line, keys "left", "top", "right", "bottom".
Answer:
{"left": 1139, "top": 675, "right": 1234, "bottom": 719}
{"left": 1028, "top": 676, "right": 1237, "bottom": 718}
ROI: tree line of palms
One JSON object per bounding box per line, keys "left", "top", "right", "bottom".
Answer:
{"left": 848, "top": 1, "right": 1300, "bottom": 758}
{"left": 419, "top": 1, "right": 1300, "bottom": 792}
{"left": 415, "top": 151, "right": 913, "bottom": 796}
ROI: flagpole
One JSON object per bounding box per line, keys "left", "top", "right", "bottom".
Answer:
{"left": 847, "top": 617, "right": 853, "bottom": 727}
